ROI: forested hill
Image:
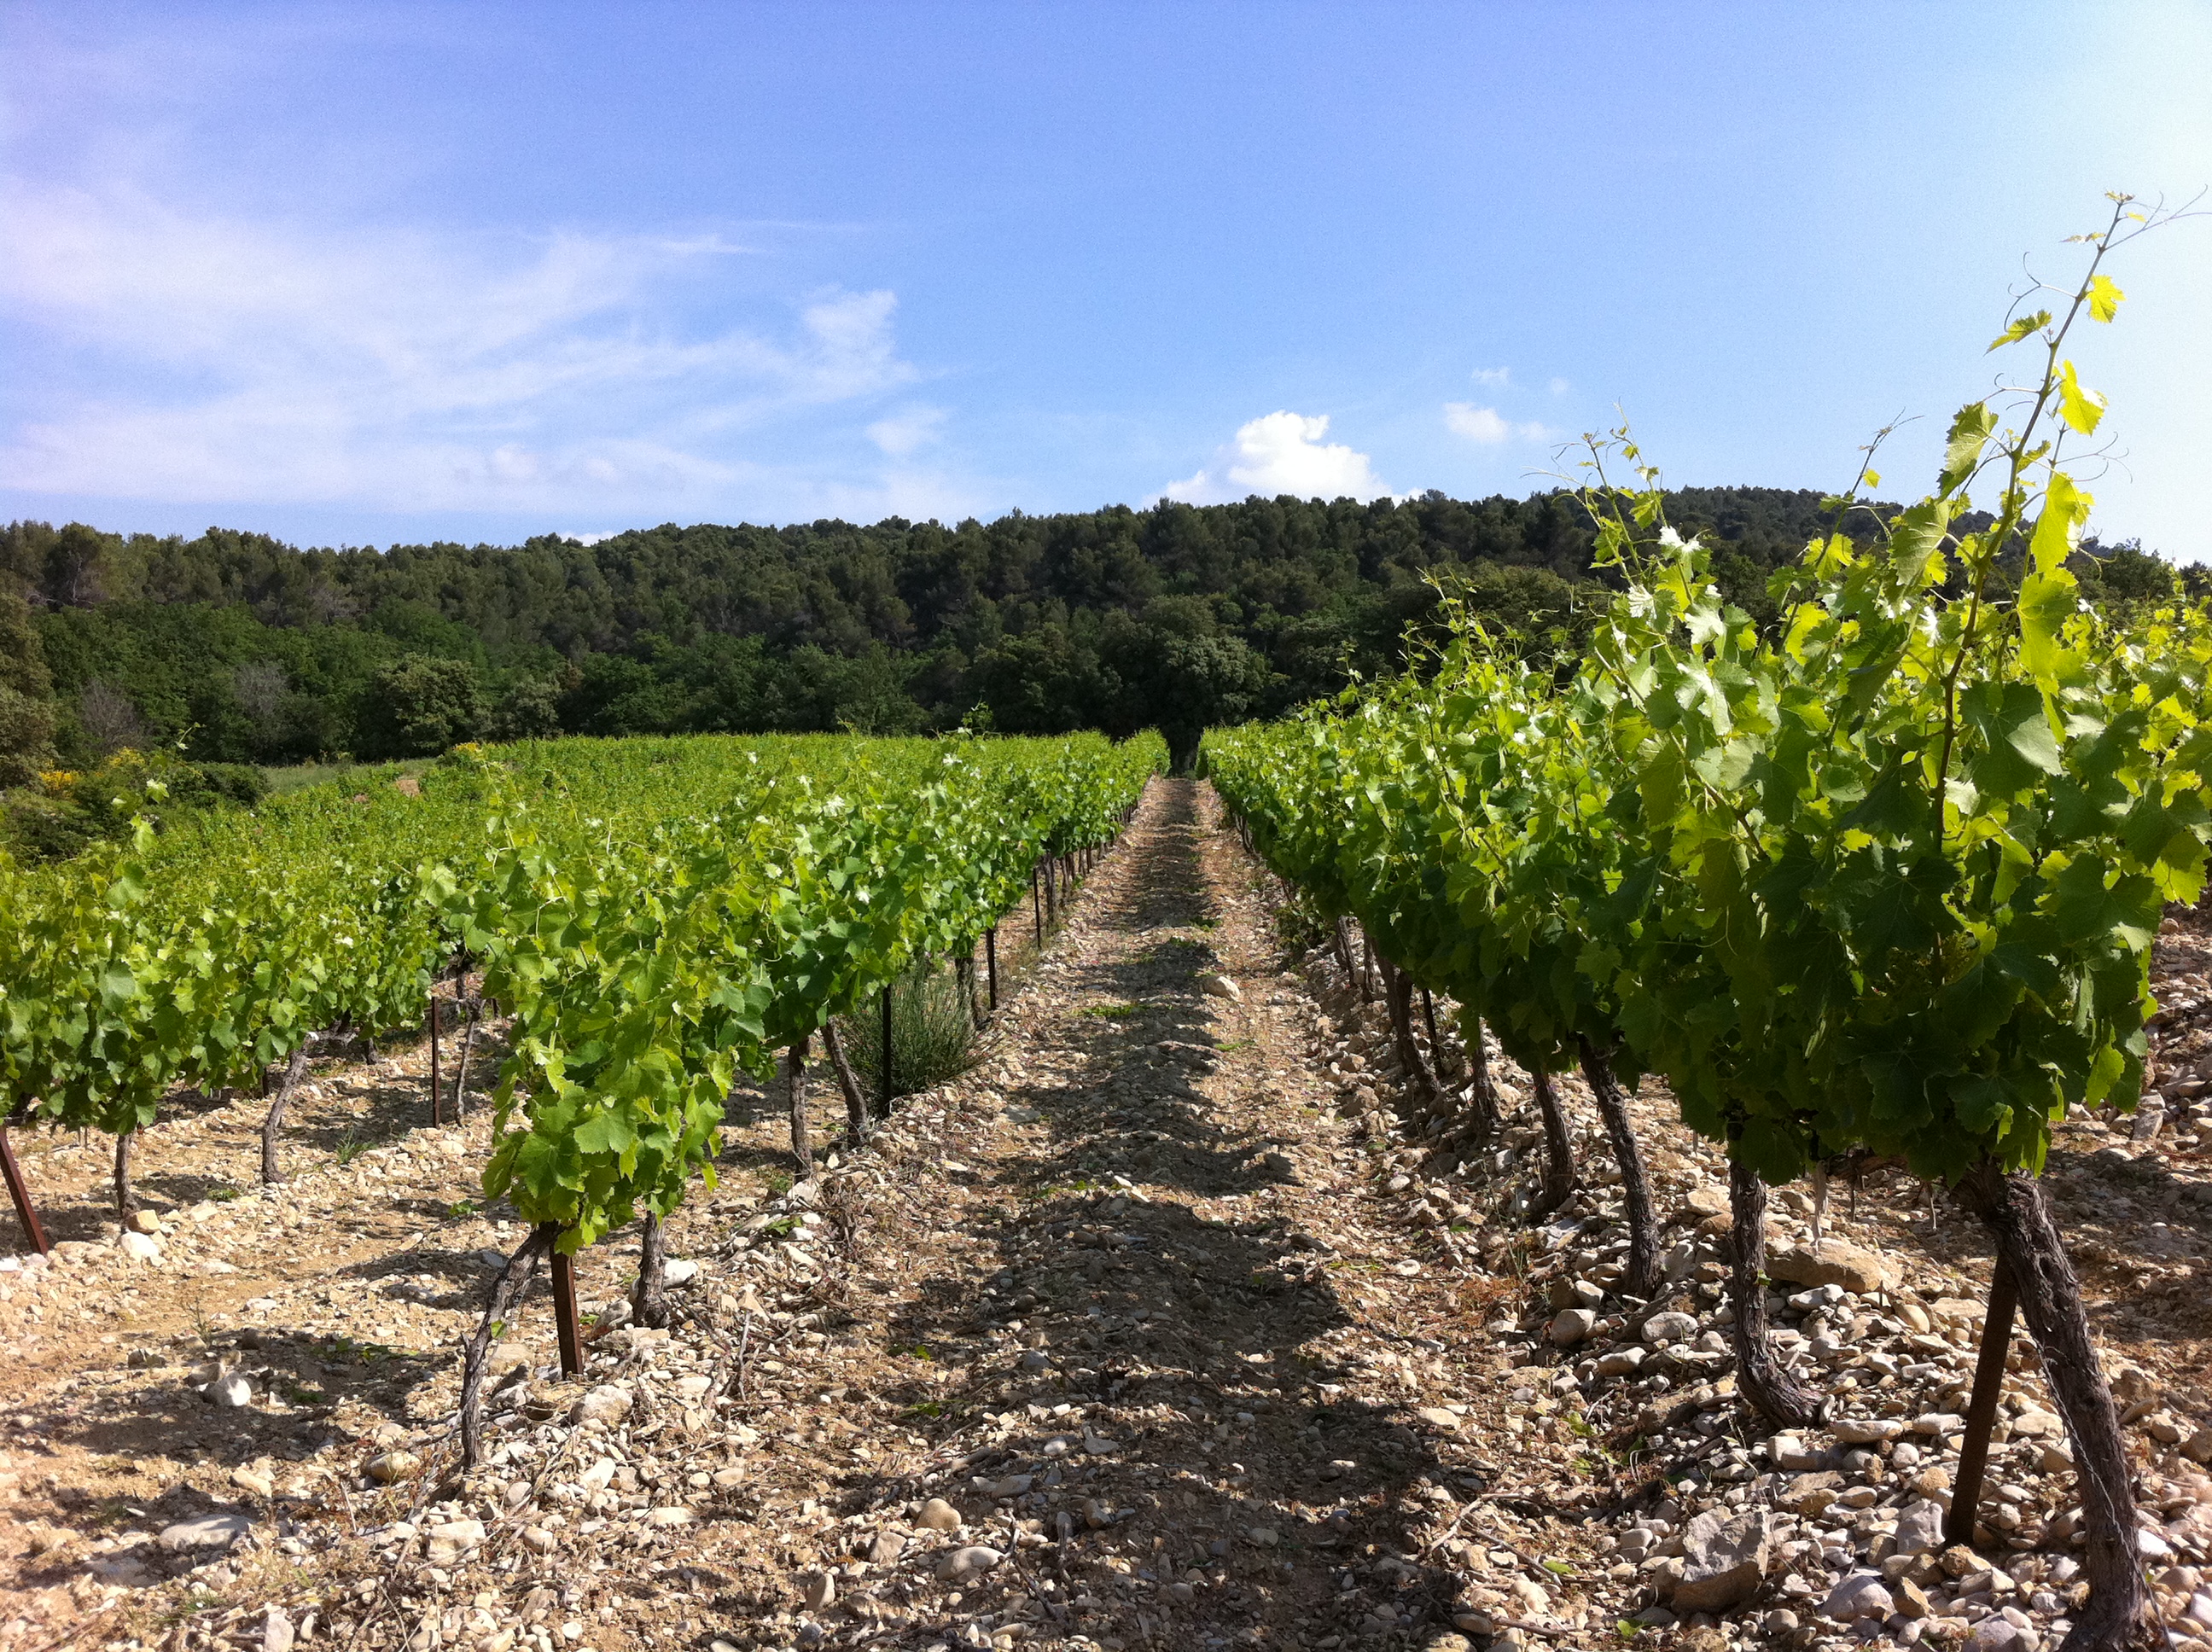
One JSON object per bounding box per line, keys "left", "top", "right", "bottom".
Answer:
{"left": 0, "top": 486, "right": 2188, "bottom": 777}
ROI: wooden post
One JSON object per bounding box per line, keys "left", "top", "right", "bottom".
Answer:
{"left": 551, "top": 1246, "right": 583, "bottom": 1378}
{"left": 1032, "top": 865, "right": 1043, "bottom": 946}
{"left": 1, "top": 1126, "right": 49, "bottom": 1255}
{"left": 880, "top": 982, "right": 895, "bottom": 1119}
{"left": 986, "top": 926, "right": 998, "bottom": 1011}
{"left": 428, "top": 993, "right": 443, "bottom": 1126}
{"left": 1945, "top": 1258, "right": 2020, "bottom": 1549}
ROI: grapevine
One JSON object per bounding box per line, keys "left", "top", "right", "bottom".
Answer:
{"left": 1208, "top": 197, "right": 2206, "bottom": 1649}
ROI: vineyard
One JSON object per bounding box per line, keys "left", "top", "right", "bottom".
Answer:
{"left": 0, "top": 206, "right": 2209, "bottom": 1652}
{"left": 3, "top": 728, "right": 1158, "bottom": 1341}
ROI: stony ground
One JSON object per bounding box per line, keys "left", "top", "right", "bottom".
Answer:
{"left": 2, "top": 777, "right": 2209, "bottom": 1652}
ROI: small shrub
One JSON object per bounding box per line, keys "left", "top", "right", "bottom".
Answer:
{"left": 840, "top": 962, "right": 981, "bottom": 1101}
{"left": 0, "top": 749, "right": 271, "bottom": 863}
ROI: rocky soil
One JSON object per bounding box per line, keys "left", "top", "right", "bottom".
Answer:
{"left": 2, "top": 777, "right": 2210, "bottom": 1652}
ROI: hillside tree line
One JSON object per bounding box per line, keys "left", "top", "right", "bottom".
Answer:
{"left": 0, "top": 487, "right": 2191, "bottom": 789}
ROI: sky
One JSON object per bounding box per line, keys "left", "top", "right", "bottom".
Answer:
{"left": 2, "top": 2, "right": 2209, "bottom": 558}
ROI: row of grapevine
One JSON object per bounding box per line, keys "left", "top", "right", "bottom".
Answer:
{"left": 442, "top": 734, "right": 1161, "bottom": 1456}
{"left": 0, "top": 730, "right": 1163, "bottom": 1459}
{"left": 1206, "top": 201, "right": 2206, "bottom": 1650}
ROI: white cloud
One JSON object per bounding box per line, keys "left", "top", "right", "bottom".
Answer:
{"left": 1470, "top": 366, "right": 1511, "bottom": 387}
{"left": 1160, "top": 410, "right": 1391, "bottom": 505}
{"left": 865, "top": 405, "right": 948, "bottom": 457}
{"left": 1443, "top": 401, "right": 1553, "bottom": 445}
{"left": 1550, "top": 377, "right": 1571, "bottom": 398}
{"left": 0, "top": 181, "right": 930, "bottom": 516}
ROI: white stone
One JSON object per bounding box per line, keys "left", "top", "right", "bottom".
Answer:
{"left": 1895, "top": 1498, "right": 1947, "bottom": 1556}
{"left": 158, "top": 1514, "right": 250, "bottom": 1553}
{"left": 1549, "top": 1308, "right": 1598, "bottom": 1346}
{"left": 937, "top": 1544, "right": 1004, "bottom": 1579}
{"left": 425, "top": 1519, "right": 486, "bottom": 1562}
{"left": 1831, "top": 1416, "right": 1906, "bottom": 1444}
{"left": 1820, "top": 1573, "right": 1895, "bottom": 1623}
{"left": 917, "top": 1497, "right": 962, "bottom": 1532}
{"left": 1771, "top": 1434, "right": 1825, "bottom": 1471}
{"left": 365, "top": 1450, "right": 419, "bottom": 1483}
{"left": 1672, "top": 1508, "right": 1771, "bottom": 1612}
{"left": 208, "top": 1372, "right": 253, "bottom": 1408}
{"left": 569, "top": 1384, "right": 632, "bottom": 1426}
{"left": 1642, "top": 1312, "right": 1700, "bottom": 1346}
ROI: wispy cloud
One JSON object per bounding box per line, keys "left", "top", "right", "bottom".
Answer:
{"left": 1159, "top": 411, "right": 1391, "bottom": 505}
{"left": 866, "top": 405, "right": 950, "bottom": 457}
{"left": 0, "top": 182, "right": 937, "bottom": 518}
{"left": 1443, "top": 401, "right": 1553, "bottom": 445}
{"left": 1470, "top": 365, "right": 1512, "bottom": 387}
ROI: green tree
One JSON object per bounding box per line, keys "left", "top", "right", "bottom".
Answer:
{"left": 484, "top": 675, "right": 563, "bottom": 741}
{"left": 359, "top": 654, "right": 484, "bottom": 756}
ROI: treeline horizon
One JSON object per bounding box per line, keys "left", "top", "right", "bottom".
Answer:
{"left": 0, "top": 486, "right": 2195, "bottom": 787}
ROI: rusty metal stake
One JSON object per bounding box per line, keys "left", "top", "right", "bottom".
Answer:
{"left": 880, "top": 981, "right": 895, "bottom": 1119}
{"left": 2, "top": 1125, "right": 50, "bottom": 1255}
{"left": 552, "top": 1246, "right": 583, "bottom": 1378}
{"left": 1945, "top": 1256, "right": 2019, "bottom": 1550}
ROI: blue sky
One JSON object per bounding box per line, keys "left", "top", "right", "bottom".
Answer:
{"left": 3, "top": 2, "right": 2209, "bottom": 557}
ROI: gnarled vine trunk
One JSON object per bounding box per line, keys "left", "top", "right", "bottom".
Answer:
{"left": 259, "top": 1043, "right": 312, "bottom": 1186}
{"left": 787, "top": 1038, "right": 812, "bottom": 1177}
{"left": 1727, "top": 1159, "right": 1825, "bottom": 1430}
{"left": 459, "top": 1221, "right": 556, "bottom": 1467}
{"left": 1421, "top": 987, "right": 1457, "bottom": 1082}
{"left": 450, "top": 1003, "right": 482, "bottom": 1120}
{"left": 1528, "top": 1068, "right": 1575, "bottom": 1219}
{"left": 1457, "top": 1009, "right": 1499, "bottom": 1152}
{"left": 632, "top": 1210, "right": 669, "bottom": 1329}
{"left": 820, "top": 1019, "right": 869, "bottom": 1147}
{"left": 1577, "top": 1035, "right": 1657, "bottom": 1299}
{"left": 1377, "top": 955, "right": 1441, "bottom": 1112}
{"left": 114, "top": 1129, "right": 137, "bottom": 1219}
{"left": 1953, "top": 1162, "right": 2148, "bottom": 1652}
{"left": 955, "top": 947, "right": 986, "bottom": 1031}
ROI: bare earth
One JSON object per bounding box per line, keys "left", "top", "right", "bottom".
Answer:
{"left": 2, "top": 777, "right": 2209, "bottom": 1652}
